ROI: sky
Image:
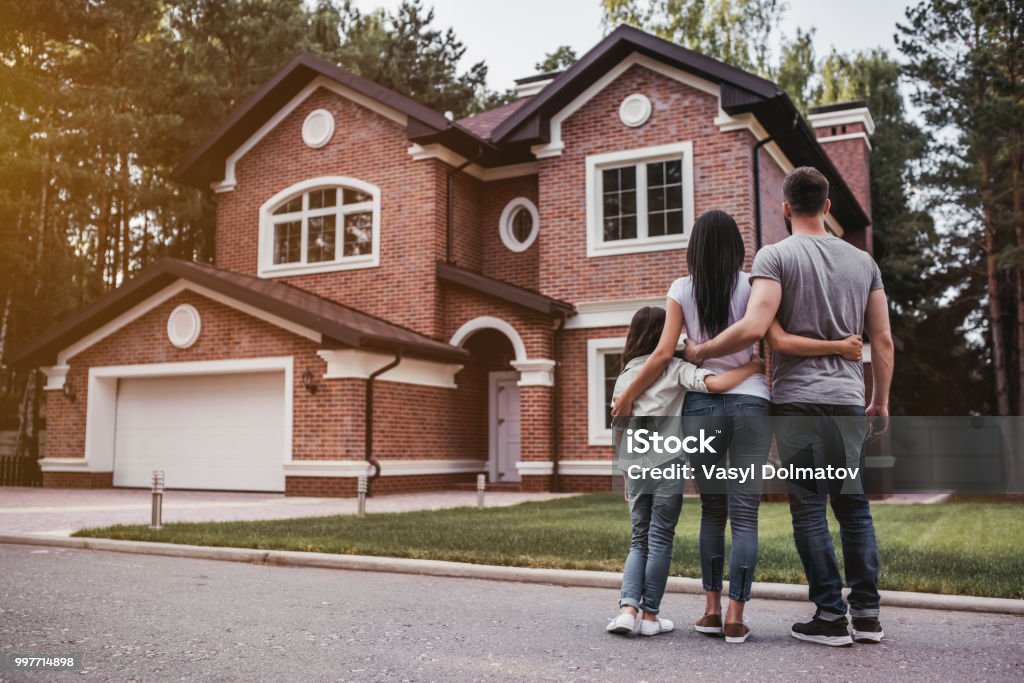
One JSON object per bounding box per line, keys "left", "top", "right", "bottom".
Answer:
{"left": 350, "top": 0, "right": 916, "bottom": 92}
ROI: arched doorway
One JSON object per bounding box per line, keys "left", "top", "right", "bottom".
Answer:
{"left": 451, "top": 323, "right": 523, "bottom": 484}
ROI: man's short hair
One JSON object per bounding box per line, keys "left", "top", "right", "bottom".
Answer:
{"left": 783, "top": 167, "right": 829, "bottom": 216}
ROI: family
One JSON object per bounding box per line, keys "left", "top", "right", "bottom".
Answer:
{"left": 607, "top": 166, "right": 895, "bottom": 646}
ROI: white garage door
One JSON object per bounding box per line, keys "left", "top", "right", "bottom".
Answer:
{"left": 113, "top": 372, "right": 286, "bottom": 492}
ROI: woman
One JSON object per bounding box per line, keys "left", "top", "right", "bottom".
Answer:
{"left": 612, "top": 210, "right": 860, "bottom": 643}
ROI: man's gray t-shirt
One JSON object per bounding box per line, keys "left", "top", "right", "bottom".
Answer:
{"left": 751, "top": 234, "right": 883, "bottom": 405}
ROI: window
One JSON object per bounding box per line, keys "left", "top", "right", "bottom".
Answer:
{"left": 585, "top": 142, "right": 695, "bottom": 258}
{"left": 258, "top": 176, "right": 380, "bottom": 277}
{"left": 499, "top": 197, "right": 539, "bottom": 252}
{"left": 587, "top": 337, "right": 626, "bottom": 445}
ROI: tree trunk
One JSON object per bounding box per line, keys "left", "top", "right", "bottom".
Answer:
{"left": 980, "top": 155, "right": 1011, "bottom": 416}
{"left": 94, "top": 180, "right": 110, "bottom": 294}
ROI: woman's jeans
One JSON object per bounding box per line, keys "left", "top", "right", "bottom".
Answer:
{"left": 684, "top": 392, "right": 772, "bottom": 602}
{"left": 619, "top": 474, "right": 682, "bottom": 615}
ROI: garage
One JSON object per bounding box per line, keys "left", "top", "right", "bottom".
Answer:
{"left": 112, "top": 371, "right": 286, "bottom": 492}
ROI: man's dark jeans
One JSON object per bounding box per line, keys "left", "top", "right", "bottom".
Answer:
{"left": 772, "top": 402, "right": 881, "bottom": 619}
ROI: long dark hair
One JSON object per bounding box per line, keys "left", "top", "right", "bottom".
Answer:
{"left": 620, "top": 306, "right": 666, "bottom": 371}
{"left": 686, "top": 210, "right": 745, "bottom": 338}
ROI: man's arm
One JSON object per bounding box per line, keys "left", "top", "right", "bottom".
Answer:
{"left": 685, "top": 278, "right": 782, "bottom": 364}
{"left": 766, "top": 320, "right": 863, "bottom": 360}
{"left": 864, "top": 288, "right": 894, "bottom": 416}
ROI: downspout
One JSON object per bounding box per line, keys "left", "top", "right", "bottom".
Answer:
{"left": 446, "top": 145, "right": 485, "bottom": 264}
{"left": 752, "top": 134, "right": 774, "bottom": 252}
{"left": 365, "top": 349, "right": 402, "bottom": 496}
{"left": 550, "top": 313, "right": 568, "bottom": 492}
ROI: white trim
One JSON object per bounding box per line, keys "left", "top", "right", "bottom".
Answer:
{"left": 301, "top": 108, "right": 335, "bottom": 148}
{"left": 515, "top": 79, "right": 552, "bottom": 97}
{"left": 84, "top": 357, "right": 294, "bottom": 474}
{"left": 380, "top": 458, "right": 488, "bottom": 477}
{"left": 499, "top": 197, "right": 539, "bottom": 252}
{"left": 212, "top": 76, "right": 408, "bottom": 193}
{"left": 283, "top": 460, "right": 371, "bottom": 478}
{"left": 41, "top": 365, "right": 70, "bottom": 391}
{"left": 282, "top": 458, "right": 488, "bottom": 478}
{"left": 585, "top": 141, "right": 695, "bottom": 258}
{"left": 510, "top": 358, "right": 556, "bottom": 387}
{"left": 258, "top": 175, "right": 381, "bottom": 278}
{"left": 807, "top": 107, "right": 876, "bottom": 136}
{"left": 450, "top": 316, "right": 528, "bottom": 362}
{"left": 166, "top": 303, "right": 202, "bottom": 349}
{"left": 531, "top": 53, "right": 720, "bottom": 159}
{"left": 316, "top": 349, "right": 461, "bottom": 389}
{"left": 55, "top": 280, "right": 320, "bottom": 366}
{"left": 407, "top": 144, "right": 539, "bottom": 181}
{"left": 516, "top": 460, "right": 554, "bottom": 476}
{"left": 816, "top": 131, "right": 872, "bottom": 150}
{"left": 565, "top": 297, "right": 664, "bottom": 330}
{"left": 619, "top": 93, "right": 652, "bottom": 127}
{"left": 587, "top": 336, "right": 626, "bottom": 446}
{"left": 557, "top": 460, "right": 615, "bottom": 476}
{"left": 38, "top": 457, "right": 91, "bottom": 472}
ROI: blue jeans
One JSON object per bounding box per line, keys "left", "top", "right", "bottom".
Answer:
{"left": 620, "top": 475, "right": 683, "bottom": 615}
{"left": 772, "top": 402, "right": 880, "bottom": 619}
{"left": 683, "top": 392, "right": 772, "bottom": 602}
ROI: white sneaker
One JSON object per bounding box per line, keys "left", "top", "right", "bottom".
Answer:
{"left": 639, "top": 615, "right": 675, "bottom": 636}
{"left": 606, "top": 612, "right": 639, "bottom": 634}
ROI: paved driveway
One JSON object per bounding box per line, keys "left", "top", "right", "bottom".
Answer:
{"left": 0, "top": 487, "right": 572, "bottom": 536}
{"left": 2, "top": 543, "right": 1021, "bottom": 681}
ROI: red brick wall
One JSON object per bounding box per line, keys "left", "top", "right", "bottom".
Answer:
{"left": 536, "top": 64, "right": 760, "bottom": 303}
{"left": 214, "top": 88, "right": 444, "bottom": 338}
{"left": 813, "top": 120, "right": 872, "bottom": 251}
{"left": 479, "top": 175, "right": 540, "bottom": 291}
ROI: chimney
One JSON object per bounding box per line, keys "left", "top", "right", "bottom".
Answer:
{"left": 807, "top": 101, "right": 875, "bottom": 253}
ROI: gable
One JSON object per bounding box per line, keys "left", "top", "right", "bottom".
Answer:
{"left": 212, "top": 77, "right": 410, "bottom": 193}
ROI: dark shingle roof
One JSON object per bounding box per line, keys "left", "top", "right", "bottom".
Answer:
{"left": 6, "top": 259, "right": 469, "bottom": 368}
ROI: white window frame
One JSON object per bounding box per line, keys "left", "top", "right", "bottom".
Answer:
{"left": 258, "top": 176, "right": 381, "bottom": 278}
{"left": 499, "top": 197, "right": 539, "bottom": 252}
{"left": 585, "top": 141, "right": 695, "bottom": 258}
{"left": 587, "top": 336, "right": 626, "bottom": 446}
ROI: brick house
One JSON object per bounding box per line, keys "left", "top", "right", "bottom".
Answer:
{"left": 10, "top": 26, "right": 875, "bottom": 496}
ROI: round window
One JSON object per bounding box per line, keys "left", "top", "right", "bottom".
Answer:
{"left": 302, "top": 109, "right": 335, "bottom": 148}
{"left": 167, "top": 304, "right": 202, "bottom": 349}
{"left": 499, "top": 198, "right": 539, "bottom": 252}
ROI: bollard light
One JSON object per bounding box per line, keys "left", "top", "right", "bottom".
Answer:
{"left": 356, "top": 474, "right": 367, "bottom": 518}
{"left": 150, "top": 470, "right": 165, "bottom": 529}
{"left": 477, "top": 473, "right": 486, "bottom": 509}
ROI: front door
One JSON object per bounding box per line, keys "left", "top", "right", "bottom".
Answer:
{"left": 489, "top": 371, "right": 521, "bottom": 482}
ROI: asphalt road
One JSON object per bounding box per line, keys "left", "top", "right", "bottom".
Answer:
{"left": 1, "top": 544, "right": 1021, "bottom": 682}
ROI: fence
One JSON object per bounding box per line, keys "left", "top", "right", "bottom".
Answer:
{"left": 0, "top": 430, "right": 44, "bottom": 487}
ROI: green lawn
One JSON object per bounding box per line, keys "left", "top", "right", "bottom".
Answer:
{"left": 73, "top": 495, "right": 1024, "bottom": 599}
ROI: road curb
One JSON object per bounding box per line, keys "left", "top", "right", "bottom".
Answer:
{"left": 2, "top": 533, "right": 1021, "bottom": 616}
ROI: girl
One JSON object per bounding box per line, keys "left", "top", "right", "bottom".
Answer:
{"left": 611, "top": 210, "right": 862, "bottom": 643}
{"left": 606, "top": 305, "right": 764, "bottom": 636}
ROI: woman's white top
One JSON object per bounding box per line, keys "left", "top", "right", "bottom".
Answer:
{"left": 667, "top": 272, "right": 771, "bottom": 401}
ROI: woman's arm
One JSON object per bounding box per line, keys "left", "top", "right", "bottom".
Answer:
{"left": 611, "top": 298, "right": 685, "bottom": 417}
{"left": 703, "top": 355, "right": 764, "bottom": 393}
{"left": 766, "top": 320, "right": 862, "bottom": 360}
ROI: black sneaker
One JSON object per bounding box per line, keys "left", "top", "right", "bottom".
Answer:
{"left": 851, "top": 617, "right": 884, "bottom": 643}
{"left": 790, "top": 610, "right": 853, "bottom": 647}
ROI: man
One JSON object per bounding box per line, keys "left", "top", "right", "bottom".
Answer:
{"left": 684, "top": 166, "right": 894, "bottom": 647}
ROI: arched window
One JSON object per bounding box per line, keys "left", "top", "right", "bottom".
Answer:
{"left": 258, "top": 176, "right": 381, "bottom": 277}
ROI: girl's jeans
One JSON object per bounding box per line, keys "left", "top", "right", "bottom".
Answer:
{"left": 619, "top": 475, "right": 682, "bottom": 615}
{"left": 684, "top": 392, "right": 773, "bottom": 602}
